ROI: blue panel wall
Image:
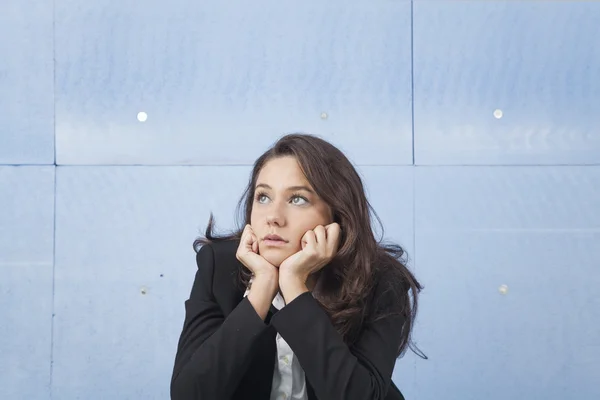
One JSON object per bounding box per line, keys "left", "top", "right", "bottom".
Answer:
{"left": 0, "top": 166, "right": 54, "bottom": 399}
{"left": 2, "top": 1, "right": 599, "bottom": 399}
{"left": 0, "top": 2, "right": 54, "bottom": 164}
{"left": 52, "top": 166, "right": 250, "bottom": 398}
{"left": 54, "top": 0, "right": 413, "bottom": 165}
{"left": 414, "top": 1, "right": 600, "bottom": 165}
{"left": 414, "top": 166, "right": 600, "bottom": 399}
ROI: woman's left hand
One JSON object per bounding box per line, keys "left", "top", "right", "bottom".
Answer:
{"left": 279, "top": 223, "right": 341, "bottom": 293}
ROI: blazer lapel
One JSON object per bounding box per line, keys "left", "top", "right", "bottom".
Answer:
{"left": 234, "top": 321, "right": 277, "bottom": 398}
{"left": 212, "top": 241, "right": 281, "bottom": 398}
{"left": 307, "top": 382, "right": 317, "bottom": 400}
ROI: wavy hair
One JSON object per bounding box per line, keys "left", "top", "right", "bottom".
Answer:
{"left": 194, "top": 133, "right": 425, "bottom": 359}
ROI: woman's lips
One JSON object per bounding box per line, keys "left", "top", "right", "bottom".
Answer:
{"left": 263, "top": 234, "right": 288, "bottom": 247}
{"left": 263, "top": 239, "right": 287, "bottom": 247}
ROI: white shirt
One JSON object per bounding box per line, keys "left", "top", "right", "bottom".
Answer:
{"left": 243, "top": 286, "right": 308, "bottom": 400}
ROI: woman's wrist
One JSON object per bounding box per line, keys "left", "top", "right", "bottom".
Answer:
{"left": 279, "top": 273, "right": 309, "bottom": 305}
{"left": 247, "top": 272, "right": 279, "bottom": 321}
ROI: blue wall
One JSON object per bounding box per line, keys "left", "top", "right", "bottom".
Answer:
{"left": 1, "top": 1, "right": 599, "bottom": 399}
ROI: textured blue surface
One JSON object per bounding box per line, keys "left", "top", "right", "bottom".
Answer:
{"left": 52, "top": 166, "right": 250, "bottom": 398}
{"left": 414, "top": 166, "right": 600, "bottom": 399}
{"left": 0, "top": 2, "right": 54, "bottom": 164}
{"left": 0, "top": 167, "right": 54, "bottom": 399}
{"left": 413, "top": 1, "right": 600, "bottom": 165}
{"left": 2, "top": 1, "right": 600, "bottom": 399}
{"left": 54, "top": 0, "right": 413, "bottom": 166}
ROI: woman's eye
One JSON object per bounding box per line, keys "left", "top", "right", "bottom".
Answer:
{"left": 257, "top": 194, "right": 269, "bottom": 203}
{"left": 291, "top": 196, "right": 307, "bottom": 205}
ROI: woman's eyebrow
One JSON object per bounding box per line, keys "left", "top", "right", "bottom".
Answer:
{"left": 255, "top": 183, "right": 315, "bottom": 194}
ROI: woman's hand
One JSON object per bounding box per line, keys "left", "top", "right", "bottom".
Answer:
{"left": 236, "top": 225, "right": 279, "bottom": 320}
{"left": 236, "top": 224, "right": 278, "bottom": 279}
{"left": 279, "top": 223, "right": 341, "bottom": 303}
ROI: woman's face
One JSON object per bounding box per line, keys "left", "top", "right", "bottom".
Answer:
{"left": 250, "top": 156, "right": 333, "bottom": 267}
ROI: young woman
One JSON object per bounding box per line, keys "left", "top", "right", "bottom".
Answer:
{"left": 170, "top": 133, "right": 424, "bottom": 400}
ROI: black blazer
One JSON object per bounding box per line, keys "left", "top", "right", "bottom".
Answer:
{"left": 170, "top": 239, "right": 407, "bottom": 400}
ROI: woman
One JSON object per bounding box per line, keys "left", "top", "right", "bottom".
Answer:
{"left": 170, "top": 133, "right": 424, "bottom": 400}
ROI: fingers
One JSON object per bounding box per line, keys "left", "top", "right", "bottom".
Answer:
{"left": 325, "top": 222, "right": 341, "bottom": 239}
{"left": 240, "top": 224, "right": 250, "bottom": 242}
{"left": 313, "top": 225, "right": 327, "bottom": 246}
{"left": 324, "top": 222, "right": 340, "bottom": 235}
{"left": 241, "top": 224, "right": 255, "bottom": 242}
{"left": 302, "top": 229, "right": 317, "bottom": 251}
{"left": 324, "top": 223, "right": 341, "bottom": 255}
{"left": 239, "top": 224, "right": 259, "bottom": 256}
{"left": 309, "top": 223, "right": 341, "bottom": 258}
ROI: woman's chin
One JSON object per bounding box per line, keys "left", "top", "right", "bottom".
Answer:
{"left": 263, "top": 254, "right": 284, "bottom": 268}
{"left": 260, "top": 248, "right": 291, "bottom": 268}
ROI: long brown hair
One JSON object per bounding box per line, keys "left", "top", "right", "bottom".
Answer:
{"left": 194, "top": 133, "right": 425, "bottom": 359}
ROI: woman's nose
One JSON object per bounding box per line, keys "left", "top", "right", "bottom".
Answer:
{"left": 266, "top": 212, "right": 284, "bottom": 227}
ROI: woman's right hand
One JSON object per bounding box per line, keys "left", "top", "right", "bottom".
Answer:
{"left": 236, "top": 225, "right": 279, "bottom": 320}
{"left": 236, "top": 225, "right": 278, "bottom": 279}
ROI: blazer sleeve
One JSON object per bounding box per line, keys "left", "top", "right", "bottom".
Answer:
{"left": 170, "top": 244, "right": 269, "bottom": 400}
{"left": 270, "top": 278, "right": 406, "bottom": 400}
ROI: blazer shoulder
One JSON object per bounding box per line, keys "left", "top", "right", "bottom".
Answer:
{"left": 369, "top": 260, "right": 411, "bottom": 314}
{"left": 204, "top": 239, "right": 240, "bottom": 268}
{"left": 375, "top": 252, "right": 413, "bottom": 290}
{"left": 196, "top": 239, "right": 244, "bottom": 304}
{"left": 195, "top": 239, "right": 239, "bottom": 263}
